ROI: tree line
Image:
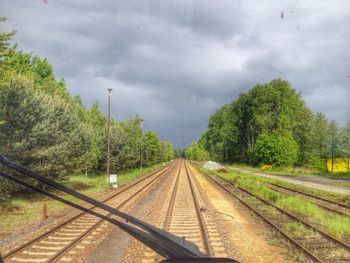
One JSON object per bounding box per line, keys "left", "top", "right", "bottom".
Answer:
{"left": 0, "top": 18, "right": 176, "bottom": 200}
{"left": 186, "top": 79, "right": 350, "bottom": 173}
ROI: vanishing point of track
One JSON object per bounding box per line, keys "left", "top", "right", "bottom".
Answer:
{"left": 2, "top": 162, "right": 177, "bottom": 263}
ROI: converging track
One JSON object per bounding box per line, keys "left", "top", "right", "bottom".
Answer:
{"left": 200, "top": 169, "right": 350, "bottom": 263}
{"left": 2, "top": 162, "right": 178, "bottom": 263}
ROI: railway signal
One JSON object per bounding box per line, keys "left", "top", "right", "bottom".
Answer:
{"left": 110, "top": 174, "right": 118, "bottom": 187}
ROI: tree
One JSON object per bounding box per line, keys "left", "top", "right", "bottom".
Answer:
{"left": 0, "top": 77, "right": 86, "bottom": 179}
{"left": 184, "top": 142, "right": 209, "bottom": 161}
{"left": 83, "top": 102, "right": 107, "bottom": 171}
{"left": 0, "top": 17, "right": 16, "bottom": 57}
{"left": 200, "top": 79, "right": 312, "bottom": 165}
{"left": 104, "top": 123, "right": 129, "bottom": 172}
{"left": 160, "top": 141, "right": 175, "bottom": 162}
{"left": 2, "top": 51, "right": 69, "bottom": 98}
{"left": 0, "top": 24, "right": 172, "bottom": 202}
{"left": 203, "top": 104, "right": 237, "bottom": 162}
{"left": 144, "top": 131, "right": 161, "bottom": 165}
{"left": 250, "top": 132, "right": 299, "bottom": 166}
{"left": 308, "top": 113, "right": 329, "bottom": 171}
{"left": 327, "top": 121, "right": 341, "bottom": 173}
{"left": 340, "top": 121, "right": 350, "bottom": 172}
{"left": 0, "top": 17, "right": 17, "bottom": 85}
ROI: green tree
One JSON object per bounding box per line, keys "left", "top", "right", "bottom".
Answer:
{"left": 144, "top": 131, "right": 161, "bottom": 165}
{"left": 203, "top": 104, "right": 237, "bottom": 162}
{"left": 160, "top": 141, "right": 175, "bottom": 162}
{"left": 0, "top": 17, "right": 17, "bottom": 85}
{"left": 0, "top": 25, "right": 173, "bottom": 201}
{"left": 105, "top": 123, "right": 129, "bottom": 172}
{"left": 2, "top": 51, "right": 69, "bottom": 98}
{"left": 84, "top": 102, "right": 107, "bottom": 171}
{"left": 118, "top": 116, "right": 144, "bottom": 169}
{"left": 250, "top": 132, "right": 299, "bottom": 166}
{"left": 184, "top": 142, "right": 209, "bottom": 161}
{"left": 0, "top": 78, "right": 85, "bottom": 179}
{"left": 308, "top": 113, "right": 329, "bottom": 171}
{"left": 0, "top": 18, "right": 16, "bottom": 58}
{"left": 340, "top": 121, "right": 350, "bottom": 172}
{"left": 201, "top": 79, "right": 311, "bottom": 164}
{"left": 327, "top": 121, "right": 341, "bottom": 173}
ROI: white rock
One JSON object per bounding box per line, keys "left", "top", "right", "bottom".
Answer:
{"left": 203, "top": 161, "right": 224, "bottom": 170}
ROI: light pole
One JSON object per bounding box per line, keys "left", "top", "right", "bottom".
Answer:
{"left": 106, "top": 88, "right": 113, "bottom": 181}
{"left": 140, "top": 119, "right": 143, "bottom": 175}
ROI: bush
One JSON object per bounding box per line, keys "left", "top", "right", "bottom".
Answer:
{"left": 250, "top": 132, "right": 299, "bottom": 166}
{"left": 185, "top": 142, "right": 209, "bottom": 161}
{"left": 0, "top": 175, "right": 13, "bottom": 209}
{"left": 261, "top": 165, "right": 272, "bottom": 171}
{"left": 307, "top": 155, "right": 324, "bottom": 171}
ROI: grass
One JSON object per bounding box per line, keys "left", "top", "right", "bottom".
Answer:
{"left": 0, "top": 164, "right": 161, "bottom": 238}
{"left": 200, "top": 167, "right": 350, "bottom": 238}
{"left": 274, "top": 180, "right": 350, "bottom": 205}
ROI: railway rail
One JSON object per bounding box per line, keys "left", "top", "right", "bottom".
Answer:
{"left": 138, "top": 161, "right": 229, "bottom": 263}
{"left": 198, "top": 168, "right": 350, "bottom": 263}
{"left": 269, "top": 183, "right": 350, "bottom": 217}
{"left": 2, "top": 161, "right": 177, "bottom": 263}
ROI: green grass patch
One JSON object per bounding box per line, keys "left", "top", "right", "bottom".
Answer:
{"left": 0, "top": 164, "right": 161, "bottom": 237}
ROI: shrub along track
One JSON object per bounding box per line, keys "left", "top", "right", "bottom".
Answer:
{"left": 268, "top": 183, "right": 350, "bottom": 217}
{"left": 1, "top": 161, "right": 178, "bottom": 263}
{"left": 132, "top": 161, "right": 229, "bottom": 263}
{"left": 198, "top": 169, "right": 350, "bottom": 263}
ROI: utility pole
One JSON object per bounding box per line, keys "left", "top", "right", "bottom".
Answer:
{"left": 140, "top": 119, "right": 143, "bottom": 175}
{"left": 106, "top": 88, "right": 113, "bottom": 181}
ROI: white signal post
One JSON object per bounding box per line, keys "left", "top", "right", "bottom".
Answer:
{"left": 109, "top": 174, "right": 118, "bottom": 188}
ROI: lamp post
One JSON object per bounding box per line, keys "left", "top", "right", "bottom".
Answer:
{"left": 140, "top": 119, "right": 143, "bottom": 175}
{"left": 106, "top": 88, "right": 113, "bottom": 181}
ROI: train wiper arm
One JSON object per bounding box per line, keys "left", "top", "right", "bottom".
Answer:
{"left": 0, "top": 155, "right": 204, "bottom": 259}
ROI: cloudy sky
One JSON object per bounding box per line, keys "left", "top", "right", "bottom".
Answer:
{"left": 1, "top": 1, "right": 349, "bottom": 148}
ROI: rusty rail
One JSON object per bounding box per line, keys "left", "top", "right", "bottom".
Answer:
{"left": 185, "top": 163, "right": 214, "bottom": 257}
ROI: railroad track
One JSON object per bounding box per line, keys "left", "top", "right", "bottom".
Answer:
{"left": 2, "top": 161, "right": 177, "bottom": 263}
{"left": 139, "top": 161, "right": 228, "bottom": 262}
{"left": 269, "top": 183, "right": 350, "bottom": 217}
{"left": 199, "top": 169, "right": 350, "bottom": 263}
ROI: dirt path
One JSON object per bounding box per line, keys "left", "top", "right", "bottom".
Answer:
{"left": 232, "top": 168, "right": 350, "bottom": 195}
{"left": 190, "top": 165, "right": 293, "bottom": 263}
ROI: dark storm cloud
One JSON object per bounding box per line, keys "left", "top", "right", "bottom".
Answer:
{"left": 1, "top": 0, "right": 349, "bottom": 148}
